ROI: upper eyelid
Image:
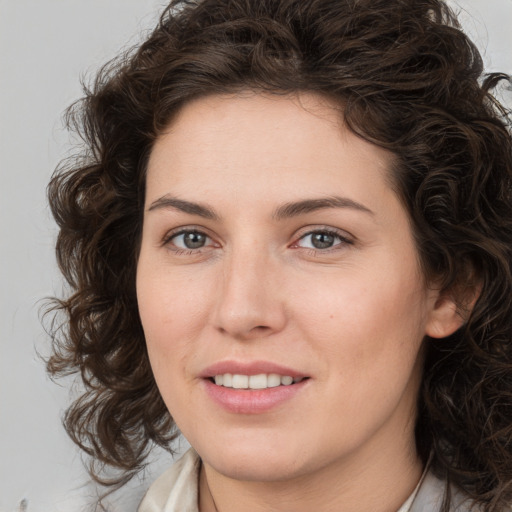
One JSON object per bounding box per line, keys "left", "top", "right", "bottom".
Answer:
{"left": 162, "top": 225, "right": 214, "bottom": 242}
{"left": 293, "top": 225, "right": 355, "bottom": 241}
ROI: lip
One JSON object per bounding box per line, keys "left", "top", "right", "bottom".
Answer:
{"left": 202, "top": 378, "right": 309, "bottom": 414}
{"left": 199, "top": 360, "right": 310, "bottom": 414}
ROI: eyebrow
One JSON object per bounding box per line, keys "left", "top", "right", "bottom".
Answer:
{"left": 147, "top": 195, "right": 219, "bottom": 220}
{"left": 147, "top": 194, "right": 374, "bottom": 220}
{"left": 272, "top": 196, "right": 374, "bottom": 220}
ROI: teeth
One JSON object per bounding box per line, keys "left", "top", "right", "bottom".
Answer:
{"left": 267, "top": 374, "right": 281, "bottom": 388}
{"left": 232, "top": 374, "right": 249, "bottom": 389}
{"left": 248, "top": 374, "right": 267, "bottom": 389}
{"left": 211, "top": 373, "right": 304, "bottom": 389}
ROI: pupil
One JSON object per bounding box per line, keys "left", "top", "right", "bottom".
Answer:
{"left": 312, "top": 232, "right": 334, "bottom": 249}
{"left": 184, "top": 232, "right": 205, "bottom": 249}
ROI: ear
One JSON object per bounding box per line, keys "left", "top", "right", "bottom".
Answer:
{"left": 425, "top": 293, "right": 464, "bottom": 339}
{"left": 425, "top": 283, "right": 480, "bottom": 339}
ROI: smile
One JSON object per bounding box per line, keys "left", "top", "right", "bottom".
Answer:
{"left": 200, "top": 362, "right": 310, "bottom": 413}
{"left": 212, "top": 373, "right": 306, "bottom": 389}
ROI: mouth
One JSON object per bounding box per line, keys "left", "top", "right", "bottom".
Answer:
{"left": 200, "top": 361, "right": 310, "bottom": 413}
{"left": 209, "top": 373, "right": 309, "bottom": 390}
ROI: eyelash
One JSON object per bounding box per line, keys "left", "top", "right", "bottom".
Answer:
{"left": 162, "top": 227, "right": 354, "bottom": 256}
{"left": 291, "top": 228, "right": 354, "bottom": 255}
{"left": 162, "top": 228, "right": 216, "bottom": 255}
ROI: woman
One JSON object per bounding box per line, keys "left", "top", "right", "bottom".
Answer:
{"left": 47, "top": 0, "right": 512, "bottom": 511}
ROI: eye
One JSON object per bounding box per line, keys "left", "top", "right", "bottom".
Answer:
{"left": 166, "top": 229, "right": 213, "bottom": 251}
{"left": 295, "top": 229, "right": 352, "bottom": 250}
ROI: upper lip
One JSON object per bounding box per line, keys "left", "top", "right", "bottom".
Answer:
{"left": 199, "top": 360, "right": 308, "bottom": 379}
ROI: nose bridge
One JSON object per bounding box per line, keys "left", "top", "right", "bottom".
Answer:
{"left": 213, "top": 238, "right": 285, "bottom": 338}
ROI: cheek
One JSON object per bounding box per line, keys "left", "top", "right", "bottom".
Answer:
{"left": 290, "top": 265, "right": 429, "bottom": 370}
{"left": 136, "top": 272, "right": 203, "bottom": 426}
{"left": 136, "top": 258, "right": 210, "bottom": 390}
{"left": 137, "top": 258, "right": 210, "bottom": 336}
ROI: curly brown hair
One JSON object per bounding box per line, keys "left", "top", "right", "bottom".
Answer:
{"left": 47, "top": 0, "right": 512, "bottom": 509}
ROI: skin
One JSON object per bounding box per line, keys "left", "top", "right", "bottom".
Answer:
{"left": 136, "top": 92, "right": 463, "bottom": 512}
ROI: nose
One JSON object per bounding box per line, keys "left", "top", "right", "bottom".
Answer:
{"left": 213, "top": 246, "right": 287, "bottom": 340}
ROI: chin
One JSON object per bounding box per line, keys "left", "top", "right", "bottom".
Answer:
{"left": 193, "top": 431, "right": 320, "bottom": 482}
{"left": 209, "top": 453, "right": 309, "bottom": 482}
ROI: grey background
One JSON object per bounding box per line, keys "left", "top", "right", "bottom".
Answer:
{"left": 1, "top": 1, "right": 511, "bottom": 511}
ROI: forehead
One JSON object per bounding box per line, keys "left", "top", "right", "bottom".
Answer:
{"left": 145, "top": 92, "right": 397, "bottom": 216}
{"left": 151, "top": 92, "right": 346, "bottom": 160}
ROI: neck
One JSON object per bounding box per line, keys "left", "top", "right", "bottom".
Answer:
{"left": 199, "top": 436, "right": 423, "bottom": 512}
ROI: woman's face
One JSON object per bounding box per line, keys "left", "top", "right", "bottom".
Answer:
{"left": 137, "top": 92, "right": 459, "bottom": 483}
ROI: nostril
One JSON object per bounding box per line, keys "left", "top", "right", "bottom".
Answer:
{"left": 247, "top": 325, "right": 273, "bottom": 336}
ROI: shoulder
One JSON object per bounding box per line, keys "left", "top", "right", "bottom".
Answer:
{"left": 138, "top": 449, "right": 201, "bottom": 512}
{"left": 411, "top": 470, "right": 512, "bottom": 512}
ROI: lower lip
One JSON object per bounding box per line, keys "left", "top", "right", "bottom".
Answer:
{"left": 202, "top": 379, "right": 309, "bottom": 414}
